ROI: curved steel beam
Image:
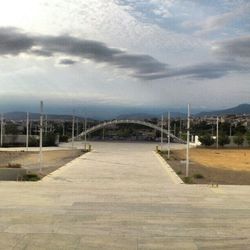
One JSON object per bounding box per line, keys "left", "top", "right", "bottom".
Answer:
{"left": 75, "top": 119, "right": 185, "bottom": 144}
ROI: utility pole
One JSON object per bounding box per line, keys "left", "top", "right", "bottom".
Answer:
{"left": 216, "top": 116, "right": 219, "bottom": 149}
{"left": 167, "top": 112, "right": 170, "bottom": 159}
{"left": 26, "top": 112, "right": 29, "bottom": 151}
{"left": 102, "top": 128, "right": 105, "bottom": 140}
{"left": 0, "top": 113, "right": 3, "bottom": 147}
{"left": 174, "top": 123, "right": 176, "bottom": 136}
{"left": 39, "top": 101, "right": 43, "bottom": 174}
{"left": 229, "top": 123, "right": 232, "bottom": 137}
{"left": 186, "top": 104, "right": 190, "bottom": 177}
{"left": 161, "top": 115, "right": 163, "bottom": 151}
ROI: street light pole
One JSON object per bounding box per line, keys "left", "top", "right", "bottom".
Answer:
{"left": 216, "top": 116, "right": 219, "bottom": 149}
{"left": 62, "top": 122, "right": 65, "bottom": 136}
{"left": 39, "top": 101, "right": 43, "bottom": 174}
{"left": 45, "top": 114, "right": 48, "bottom": 135}
{"left": 84, "top": 117, "right": 87, "bottom": 150}
{"left": 180, "top": 119, "right": 182, "bottom": 136}
{"left": 0, "top": 113, "right": 3, "bottom": 147}
{"left": 161, "top": 114, "right": 163, "bottom": 151}
{"left": 167, "top": 111, "right": 170, "bottom": 159}
{"left": 72, "top": 112, "right": 75, "bottom": 149}
{"left": 76, "top": 118, "right": 79, "bottom": 140}
{"left": 186, "top": 104, "right": 190, "bottom": 177}
{"left": 26, "top": 112, "right": 29, "bottom": 151}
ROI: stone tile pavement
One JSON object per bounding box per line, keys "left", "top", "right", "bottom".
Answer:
{"left": 0, "top": 142, "right": 249, "bottom": 249}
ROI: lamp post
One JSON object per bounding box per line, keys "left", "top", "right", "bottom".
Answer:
{"left": 186, "top": 104, "right": 190, "bottom": 177}
{"left": 167, "top": 111, "right": 170, "bottom": 159}
{"left": 72, "top": 112, "right": 75, "bottom": 149}
{"left": 76, "top": 118, "right": 79, "bottom": 140}
{"left": 26, "top": 112, "right": 29, "bottom": 151}
{"left": 216, "top": 116, "right": 219, "bottom": 149}
{"left": 39, "top": 101, "right": 43, "bottom": 174}
{"left": 0, "top": 113, "right": 3, "bottom": 147}
{"left": 161, "top": 115, "right": 163, "bottom": 151}
{"left": 84, "top": 118, "right": 87, "bottom": 150}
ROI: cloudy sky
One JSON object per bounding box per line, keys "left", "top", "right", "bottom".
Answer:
{"left": 0, "top": 0, "right": 249, "bottom": 118}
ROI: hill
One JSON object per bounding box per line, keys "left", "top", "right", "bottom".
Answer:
{"left": 197, "top": 104, "right": 250, "bottom": 117}
{"left": 3, "top": 112, "right": 93, "bottom": 121}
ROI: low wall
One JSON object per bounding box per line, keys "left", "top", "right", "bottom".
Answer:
{"left": 0, "top": 168, "right": 27, "bottom": 181}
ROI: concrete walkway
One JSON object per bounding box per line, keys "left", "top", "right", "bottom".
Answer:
{"left": 0, "top": 142, "right": 250, "bottom": 249}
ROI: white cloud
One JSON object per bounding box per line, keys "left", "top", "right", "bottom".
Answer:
{"left": 182, "top": 3, "right": 250, "bottom": 34}
{"left": 0, "top": 0, "right": 249, "bottom": 114}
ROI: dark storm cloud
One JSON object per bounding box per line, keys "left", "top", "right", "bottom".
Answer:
{"left": 34, "top": 35, "right": 167, "bottom": 76}
{"left": 30, "top": 48, "right": 53, "bottom": 57}
{"left": 113, "top": 54, "right": 166, "bottom": 75}
{"left": 215, "top": 36, "right": 250, "bottom": 59}
{"left": 0, "top": 27, "right": 167, "bottom": 78}
{"left": 36, "top": 35, "right": 122, "bottom": 61}
{"left": 168, "top": 62, "right": 247, "bottom": 79}
{"left": 58, "top": 58, "right": 78, "bottom": 65}
{"left": 0, "top": 27, "right": 249, "bottom": 80}
{"left": 136, "top": 62, "right": 248, "bottom": 80}
{"left": 0, "top": 27, "right": 34, "bottom": 55}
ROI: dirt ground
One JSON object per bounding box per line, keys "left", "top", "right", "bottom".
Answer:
{"left": 161, "top": 148, "right": 250, "bottom": 185}
{"left": 0, "top": 149, "right": 84, "bottom": 176}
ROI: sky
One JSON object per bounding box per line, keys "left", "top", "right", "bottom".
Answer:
{"left": 0, "top": 0, "right": 249, "bottom": 118}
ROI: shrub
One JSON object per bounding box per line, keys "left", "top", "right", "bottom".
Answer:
{"left": 29, "top": 136, "right": 39, "bottom": 147}
{"left": 23, "top": 173, "right": 41, "bottom": 181}
{"left": 60, "top": 135, "right": 69, "bottom": 142}
{"left": 183, "top": 176, "right": 193, "bottom": 184}
{"left": 7, "top": 163, "right": 21, "bottom": 168}
{"left": 245, "top": 131, "right": 250, "bottom": 146}
{"left": 193, "top": 173, "right": 204, "bottom": 179}
{"left": 177, "top": 170, "right": 182, "bottom": 175}
{"left": 199, "top": 134, "right": 215, "bottom": 146}
{"left": 43, "top": 133, "right": 57, "bottom": 146}
{"left": 233, "top": 133, "right": 244, "bottom": 148}
{"left": 218, "top": 133, "right": 230, "bottom": 147}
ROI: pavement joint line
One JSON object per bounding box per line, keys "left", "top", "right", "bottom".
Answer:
{"left": 153, "top": 151, "right": 184, "bottom": 185}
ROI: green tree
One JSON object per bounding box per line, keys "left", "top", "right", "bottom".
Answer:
{"left": 5, "top": 123, "right": 19, "bottom": 135}
{"left": 234, "top": 124, "right": 247, "bottom": 135}
{"left": 233, "top": 133, "right": 244, "bottom": 148}
{"left": 246, "top": 131, "right": 250, "bottom": 146}
{"left": 218, "top": 133, "right": 230, "bottom": 147}
{"left": 199, "top": 134, "right": 215, "bottom": 146}
{"left": 43, "top": 133, "right": 57, "bottom": 146}
{"left": 29, "top": 136, "right": 39, "bottom": 147}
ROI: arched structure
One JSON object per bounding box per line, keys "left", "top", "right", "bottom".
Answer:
{"left": 76, "top": 119, "right": 185, "bottom": 144}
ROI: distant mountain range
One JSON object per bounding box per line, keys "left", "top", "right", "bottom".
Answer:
{"left": 117, "top": 104, "right": 250, "bottom": 119}
{"left": 196, "top": 104, "right": 250, "bottom": 117}
{"left": 117, "top": 112, "right": 187, "bottom": 120}
{"left": 3, "top": 112, "right": 93, "bottom": 121}
{"left": 2, "top": 104, "right": 250, "bottom": 121}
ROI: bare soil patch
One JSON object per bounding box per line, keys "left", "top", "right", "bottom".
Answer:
{"left": 161, "top": 148, "right": 250, "bottom": 185}
{"left": 0, "top": 149, "right": 84, "bottom": 177}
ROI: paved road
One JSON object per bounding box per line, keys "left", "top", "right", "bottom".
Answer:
{"left": 0, "top": 142, "right": 250, "bottom": 249}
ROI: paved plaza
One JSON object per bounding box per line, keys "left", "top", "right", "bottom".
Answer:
{"left": 0, "top": 142, "right": 250, "bottom": 249}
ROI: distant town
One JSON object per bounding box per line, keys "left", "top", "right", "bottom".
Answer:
{"left": 1, "top": 104, "right": 250, "bottom": 147}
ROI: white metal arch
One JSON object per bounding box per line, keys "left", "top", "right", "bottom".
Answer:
{"left": 76, "top": 119, "right": 185, "bottom": 144}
